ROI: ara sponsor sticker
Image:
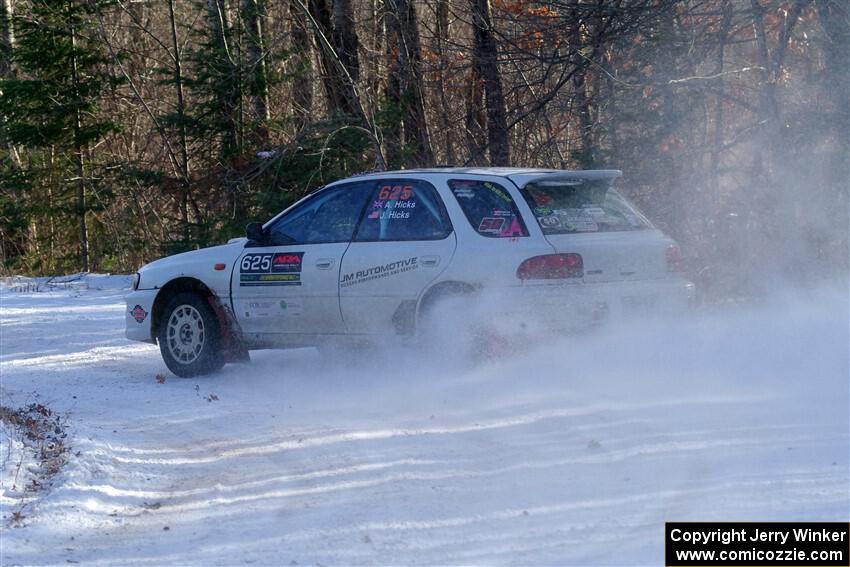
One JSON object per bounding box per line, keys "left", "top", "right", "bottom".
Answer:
{"left": 240, "top": 252, "right": 304, "bottom": 286}
{"left": 130, "top": 304, "right": 148, "bottom": 323}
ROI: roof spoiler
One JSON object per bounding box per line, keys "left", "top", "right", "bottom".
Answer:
{"left": 508, "top": 169, "right": 622, "bottom": 189}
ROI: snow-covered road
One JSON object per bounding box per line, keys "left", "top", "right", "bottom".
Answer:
{"left": 1, "top": 277, "right": 847, "bottom": 565}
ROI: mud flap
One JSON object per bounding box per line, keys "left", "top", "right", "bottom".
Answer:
{"left": 207, "top": 296, "right": 251, "bottom": 363}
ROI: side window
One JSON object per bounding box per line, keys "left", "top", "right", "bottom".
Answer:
{"left": 448, "top": 179, "right": 528, "bottom": 238}
{"left": 267, "top": 182, "right": 372, "bottom": 245}
{"left": 354, "top": 180, "right": 452, "bottom": 242}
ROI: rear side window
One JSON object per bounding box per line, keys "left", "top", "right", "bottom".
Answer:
{"left": 521, "top": 180, "right": 651, "bottom": 234}
{"left": 448, "top": 179, "right": 528, "bottom": 238}
{"left": 355, "top": 180, "right": 452, "bottom": 241}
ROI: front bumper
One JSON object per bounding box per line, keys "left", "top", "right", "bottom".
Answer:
{"left": 125, "top": 289, "right": 158, "bottom": 343}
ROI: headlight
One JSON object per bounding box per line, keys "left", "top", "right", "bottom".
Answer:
{"left": 132, "top": 273, "right": 141, "bottom": 291}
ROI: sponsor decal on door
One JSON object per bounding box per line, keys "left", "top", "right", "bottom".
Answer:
{"left": 340, "top": 257, "right": 418, "bottom": 288}
{"left": 240, "top": 252, "right": 304, "bottom": 286}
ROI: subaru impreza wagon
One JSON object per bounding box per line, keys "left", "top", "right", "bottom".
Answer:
{"left": 126, "top": 168, "right": 694, "bottom": 376}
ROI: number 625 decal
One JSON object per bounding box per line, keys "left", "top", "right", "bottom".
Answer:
{"left": 241, "top": 254, "right": 272, "bottom": 273}
{"left": 240, "top": 252, "right": 304, "bottom": 274}
{"left": 378, "top": 185, "right": 413, "bottom": 201}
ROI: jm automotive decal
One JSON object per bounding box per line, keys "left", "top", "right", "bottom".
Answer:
{"left": 340, "top": 257, "right": 418, "bottom": 288}
{"left": 240, "top": 252, "right": 304, "bottom": 286}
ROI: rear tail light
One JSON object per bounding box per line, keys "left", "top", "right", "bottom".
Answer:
{"left": 666, "top": 244, "right": 684, "bottom": 272}
{"left": 517, "top": 254, "right": 583, "bottom": 280}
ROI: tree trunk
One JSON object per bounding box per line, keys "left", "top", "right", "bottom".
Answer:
{"left": 710, "top": 0, "right": 732, "bottom": 194}
{"left": 70, "top": 21, "right": 89, "bottom": 272}
{"left": 206, "top": 0, "right": 240, "bottom": 156}
{"left": 384, "top": 8, "right": 402, "bottom": 166}
{"left": 332, "top": 0, "right": 359, "bottom": 82}
{"left": 749, "top": 0, "right": 807, "bottom": 159}
{"left": 290, "top": 0, "right": 313, "bottom": 126}
{"left": 469, "top": 0, "right": 509, "bottom": 166}
{"left": 816, "top": 0, "right": 849, "bottom": 275}
{"left": 243, "top": 0, "right": 270, "bottom": 129}
{"left": 0, "top": 0, "right": 22, "bottom": 169}
{"left": 307, "top": 0, "right": 357, "bottom": 115}
{"left": 465, "top": 49, "right": 486, "bottom": 164}
{"left": 168, "top": 0, "right": 191, "bottom": 245}
{"left": 385, "top": 0, "right": 433, "bottom": 165}
{"left": 435, "top": 0, "right": 454, "bottom": 163}
{"left": 297, "top": 0, "right": 387, "bottom": 167}
{"left": 572, "top": 69, "right": 595, "bottom": 167}
{"left": 0, "top": 0, "right": 12, "bottom": 77}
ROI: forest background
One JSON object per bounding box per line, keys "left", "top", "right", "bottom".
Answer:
{"left": 0, "top": 0, "right": 847, "bottom": 299}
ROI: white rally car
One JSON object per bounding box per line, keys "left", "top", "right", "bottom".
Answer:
{"left": 126, "top": 168, "right": 694, "bottom": 376}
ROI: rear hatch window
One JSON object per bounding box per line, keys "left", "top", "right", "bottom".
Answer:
{"left": 521, "top": 179, "right": 651, "bottom": 234}
{"left": 448, "top": 179, "right": 528, "bottom": 237}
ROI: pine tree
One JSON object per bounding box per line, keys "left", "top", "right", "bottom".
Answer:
{"left": 0, "top": 0, "right": 119, "bottom": 272}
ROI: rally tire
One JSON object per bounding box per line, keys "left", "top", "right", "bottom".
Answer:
{"left": 158, "top": 292, "right": 225, "bottom": 377}
{"left": 418, "top": 287, "right": 514, "bottom": 363}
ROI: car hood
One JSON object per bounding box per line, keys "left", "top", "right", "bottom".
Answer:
{"left": 137, "top": 242, "right": 245, "bottom": 290}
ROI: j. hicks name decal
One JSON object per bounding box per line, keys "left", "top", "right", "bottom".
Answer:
{"left": 239, "top": 252, "right": 304, "bottom": 286}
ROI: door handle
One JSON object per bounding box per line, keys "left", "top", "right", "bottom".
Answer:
{"left": 421, "top": 255, "right": 440, "bottom": 267}
{"left": 315, "top": 258, "right": 335, "bottom": 269}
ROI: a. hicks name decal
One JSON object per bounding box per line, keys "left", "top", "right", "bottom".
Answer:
{"left": 365, "top": 184, "right": 417, "bottom": 221}
{"left": 239, "top": 252, "right": 304, "bottom": 286}
{"left": 340, "top": 257, "right": 418, "bottom": 288}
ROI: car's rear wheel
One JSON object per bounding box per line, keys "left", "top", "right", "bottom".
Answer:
{"left": 158, "top": 292, "right": 224, "bottom": 377}
{"left": 418, "top": 286, "right": 490, "bottom": 361}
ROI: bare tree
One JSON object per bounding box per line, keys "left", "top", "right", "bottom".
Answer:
{"left": 332, "top": 0, "right": 359, "bottom": 82}
{"left": 385, "top": 0, "right": 433, "bottom": 165}
{"left": 243, "top": 0, "right": 271, "bottom": 128}
{"left": 0, "top": 0, "right": 21, "bottom": 169}
{"left": 307, "top": 0, "right": 358, "bottom": 115}
{"left": 296, "top": 0, "right": 387, "bottom": 167}
{"left": 0, "top": 0, "right": 12, "bottom": 78}
{"left": 470, "top": 0, "right": 509, "bottom": 165}
{"left": 289, "top": 0, "right": 313, "bottom": 127}
{"left": 206, "top": 0, "right": 241, "bottom": 156}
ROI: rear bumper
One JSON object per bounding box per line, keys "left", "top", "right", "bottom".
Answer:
{"left": 483, "top": 277, "right": 695, "bottom": 334}
{"left": 125, "top": 289, "right": 158, "bottom": 343}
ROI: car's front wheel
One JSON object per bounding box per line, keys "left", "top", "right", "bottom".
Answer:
{"left": 158, "top": 292, "right": 224, "bottom": 377}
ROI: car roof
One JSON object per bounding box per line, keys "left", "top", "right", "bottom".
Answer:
{"left": 343, "top": 167, "right": 623, "bottom": 187}
{"left": 353, "top": 166, "right": 619, "bottom": 176}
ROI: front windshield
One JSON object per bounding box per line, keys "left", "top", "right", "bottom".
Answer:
{"left": 521, "top": 179, "right": 652, "bottom": 234}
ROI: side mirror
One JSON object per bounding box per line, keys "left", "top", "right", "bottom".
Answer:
{"left": 245, "top": 222, "right": 266, "bottom": 243}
